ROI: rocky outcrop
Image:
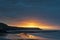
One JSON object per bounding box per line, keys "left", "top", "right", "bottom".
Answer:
{"left": 0, "top": 23, "right": 42, "bottom": 33}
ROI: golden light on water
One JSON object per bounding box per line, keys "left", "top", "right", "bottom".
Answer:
{"left": 16, "top": 33, "right": 48, "bottom": 40}
{"left": 6, "top": 33, "right": 48, "bottom": 40}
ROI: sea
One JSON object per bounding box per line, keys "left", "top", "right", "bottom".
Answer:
{"left": 0, "top": 30, "right": 60, "bottom": 40}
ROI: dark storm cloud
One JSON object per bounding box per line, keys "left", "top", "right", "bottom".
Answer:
{"left": 0, "top": 0, "right": 60, "bottom": 26}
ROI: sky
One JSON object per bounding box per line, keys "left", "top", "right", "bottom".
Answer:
{"left": 0, "top": 0, "right": 60, "bottom": 30}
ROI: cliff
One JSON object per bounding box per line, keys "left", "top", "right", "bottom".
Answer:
{"left": 0, "top": 23, "right": 42, "bottom": 33}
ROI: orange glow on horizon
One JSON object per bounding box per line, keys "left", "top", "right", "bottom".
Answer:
{"left": 16, "top": 19, "right": 40, "bottom": 28}
{"left": 9, "top": 18, "right": 59, "bottom": 30}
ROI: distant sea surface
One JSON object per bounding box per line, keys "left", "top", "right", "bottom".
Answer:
{"left": 0, "top": 31, "right": 60, "bottom": 40}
